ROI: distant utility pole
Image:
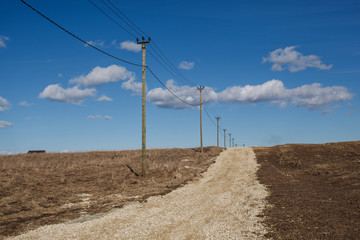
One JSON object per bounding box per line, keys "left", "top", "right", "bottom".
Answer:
{"left": 229, "top": 133, "right": 232, "bottom": 148}
{"left": 137, "top": 36, "right": 150, "bottom": 177}
{"left": 232, "top": 138, "right": 234, "bottom": 147}
{"left": 216, "top": 117, "right": 220, "bottom": 147}
{"left": 223, "top": 129, "right": 226, "bottom": 147}
{"left": 197, "top": 86, "right": 205, "bottom": 153}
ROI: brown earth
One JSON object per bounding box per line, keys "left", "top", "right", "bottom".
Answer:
{"left": 0, "top": 147, "right": 223, "bottom": 239}
{"left": 254, "top": 141, "right": 360, "bottom": 239}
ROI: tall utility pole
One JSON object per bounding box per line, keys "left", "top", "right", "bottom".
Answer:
{"left": 215, "top": 117, "right": 220, "bottom": 147}
{"left": 137, "top": 36, "right": 150, "bottom": 177}
{"left": 223, "top": 129, "right": 226, "bottom": 147}
{"left": 197, "top": 86, "right": 205, "bottom": 153}
{"left": 229, "top": 133, "right": 232, "bottom": 148}
{"left": 232, "top": 138, "right": 234, "bottom": 147}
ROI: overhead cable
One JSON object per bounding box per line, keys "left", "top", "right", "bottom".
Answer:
{"left": 20, "top": 0, "right": 142, "bottom": 67}
{"left": 146, "top": 66, "right": 198, "bottom": 107}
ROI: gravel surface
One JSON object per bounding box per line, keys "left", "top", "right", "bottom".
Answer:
{"left": 9, "top": 148, "right": 268, "bottom": 240}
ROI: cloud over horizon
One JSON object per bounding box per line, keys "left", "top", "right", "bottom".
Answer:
{"left": 147, "top": 79, "right": 353, "bottom": 112}
{"left": 262, "top": 46, "right": 333, "bottom": 72}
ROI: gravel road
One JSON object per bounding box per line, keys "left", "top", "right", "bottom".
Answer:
{"left": 10, "top": 147, "right": 268, "bottom": 240}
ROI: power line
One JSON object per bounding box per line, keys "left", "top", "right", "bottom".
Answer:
{"left": 203, "top": 103, "right": 217, "bottom": 127}
{"left": 88, "top": 0, "right": 138, "bottom": 39}
{"left": 101, "top": 0, "right": 195, "bottom": 87}
{"left": 151, "top": 41, "right": 196, "bottom": 86}
{"left": 146, "top": 66, "right": 198, "bottom": 107}
{"left": 147, "top": 47, "right": 193, "bottom": 86}
{"left": 88, "top": 0, "right": 196, "bottom": 87}
{"left": 104, "top": 0, "right": 149, "bottom": 38}
{"left": 20, "top": 0, "right": 142, "bottom": 67}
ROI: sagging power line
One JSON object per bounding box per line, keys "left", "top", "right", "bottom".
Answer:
{"left": 21, "top": 0, "right": 232, "bottom": 149}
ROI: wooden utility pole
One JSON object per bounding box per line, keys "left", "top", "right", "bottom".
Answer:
{"left": 215, "top": 117, "right": 220, "bottom": 147}
{"left": 223, "top": 129, "right": 226, "bottom": 148}
{"left": 198, "top": 86, "right": 204, "bottom": 153}
{"left": 137, "top": 36, "right": 150, "bottom": 177}
{"left": 229, "top": 133, "right": 232, "bottom": 148}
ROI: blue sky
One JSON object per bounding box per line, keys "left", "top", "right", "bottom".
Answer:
{"left": 1, "top": 0, "right": 359, "bottom": 154}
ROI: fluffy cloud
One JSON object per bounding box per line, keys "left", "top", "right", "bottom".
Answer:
{"left": 0, "top": 96, "right": 10, "bottom": 112}
{"left": 119, "top": 40, "right": 141, "bottom": 52}
{"left": 178, "top": 61, "right": 195, "bottom": 70}
{"left": 218, "top": 80, "right": 353, "bottom": 110}
{"left": 147, "top": 79, "right": 353, "bottom": 111}
{"left": 39, "top": 84, "right": 96, "bottom": 104}
{"left": 147, "top": 80, "right": 217, "bottom": 109}
{"left": 0, "top": 120, "right": 13, "bottom": 128}
{"left": 218, "top": 80, "right": 286, "bottom": 104}
{"left": 262, "top": 46, "right": 333, "bottom": 72}
{"left": 88, "top": 115, "right": 112, "bottom": 120}
{"left": 121, "top": 77, "right": 142, "bottom": 95}
{"left": 69, "top": 65, "right": 135, "bottom": 87}
{"left": 0, "top": 35, "right": 10, "bottom": 48}
{"left": 97, "top": 95, "right": 113, "bottom": 101}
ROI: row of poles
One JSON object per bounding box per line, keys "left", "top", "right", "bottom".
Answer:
{"left": 137, "top": 37, "right": 236, "bottom": 177}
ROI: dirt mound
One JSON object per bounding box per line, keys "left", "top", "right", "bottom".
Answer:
{"left": 0, "top": 147, "right": 222, "bottom": 239}
{"left": 254, "top": 141, "right": 360, "bottom": 239}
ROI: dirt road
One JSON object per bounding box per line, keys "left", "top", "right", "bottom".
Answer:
{"left": 10, "top": 148, "right": 268, "bottom": 240}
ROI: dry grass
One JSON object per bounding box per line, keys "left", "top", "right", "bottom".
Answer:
{"left": 0, "top": 147, "right": 223, "bottom": 239}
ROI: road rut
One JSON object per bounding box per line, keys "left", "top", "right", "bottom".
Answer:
{"left": 10, "top": 148, "right": 268, "bottom": 240}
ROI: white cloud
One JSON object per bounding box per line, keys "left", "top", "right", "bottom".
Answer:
{"left": 218, "top": 80, "right": 353, "bottom": 110}
{"left": 97, "top": 95, "right": 113, "bottom": 101}
{"left": 0, "top": 120, "right": 13, "bottom": 128}
{"left": 0, "top": 35, "right": 10, "bottom": 48}
{"left": 69, "top": 65, "right": 135, "bottom": 87}
{"left": 84, "top": 40, "right": 105, "bottom": 47}
{"left": 19, "top": 101, "right": 32, "bottom": 106}
{"left": 119, "top": 40, "right": 141, "bottom": 52}
{"left": 0, "top": 96, "right": 10, "bottom": 112}
{"left": 58, "top": 73, "right": 63, "bottom": 78}
{"left": 178, "top": 61, "right": 195, "bottom": 70}
{"left": 88, "top": 115, "right": 112, "bottom": 120}
{"left": 39, "top": 84, "right": 96, "bottom": 104}
{"left": 147, "top": 80, "right": 217, "bottom": 109}
{"left": 121, "top": 77, "right": 142, "bottom": 95}
{"left": 262, "top": 46, "right": 333, "bottom": 72}
{"left": 218, "top": 80, "right": 286, "bottom": 104}
{"left": 147, "top": 79, "right": 353, "bottom": 111}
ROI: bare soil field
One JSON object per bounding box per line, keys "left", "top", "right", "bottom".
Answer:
{"left": 0, "top": 147, "right": 222, "bottom": 239}
{"left": 254, "top": 141, "right": 360, "bottom": 239}
{"left": 8, "top": 148, "right": 268, "bottom": 240}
